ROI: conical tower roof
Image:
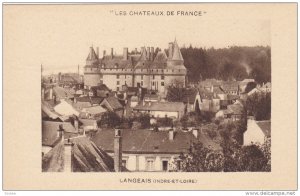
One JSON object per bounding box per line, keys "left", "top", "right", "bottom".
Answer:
{"left": 86, "top": 46, "right": 98, "bottom": 61}
{"left": 171, "top": 39, "right": 183, "bottom": 61}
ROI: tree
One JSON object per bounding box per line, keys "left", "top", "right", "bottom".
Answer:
{"left": 98, "top": 112, "right": 121, "bottom": 128}
{"left": 246, "top": 92, "right": 271, "bottom": 120}
{"left": 166, "top": 86, "right": 185, "bottom": 102}
{"left": 179, "top": 142, "right": 224, "bottom": 172}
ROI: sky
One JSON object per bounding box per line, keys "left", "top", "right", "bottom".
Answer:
{"left": 4, "top": 5, "right": 271, "bottom": 75}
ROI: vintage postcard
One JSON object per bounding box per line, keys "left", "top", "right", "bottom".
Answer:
{"left": 3, "top": 3, "right": 297, "bottom": 190}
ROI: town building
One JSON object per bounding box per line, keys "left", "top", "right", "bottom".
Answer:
{"left": 243, "top": 119, "right": 271, "bottom": 145}
{"left": 84, "top": 39, "right": 187, "bottom": 96}
{"left": 91, "top": 128, "right": 220, "bottom": 172}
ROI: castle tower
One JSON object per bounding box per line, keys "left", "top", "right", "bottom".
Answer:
{"left": 86, "top": 46, "right": 99, "bottom": 66}
{"left": 167, "top": 39, "right": 184, "bottom": 67}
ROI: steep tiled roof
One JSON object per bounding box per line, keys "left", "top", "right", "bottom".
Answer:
{"left": 101, "top": 55, "right": 133, "bottom": 69}
{"left": 171, "top": 39, "right": 183, "bottom": 61}
{"left": 256, "top": 121, "right": 271, "bottom": 137}
{"left": 181, "top": 88, "right": 198, "bottom": 104}
{"left": 42, "top": 137, "right": 127, "bottom": 172}
{"left": 91, "top": 129, "right": 220, "bottom": 154}
{"left": 134, "top": 101, "right": 185, "bottom": 112}
{"left": 103, "top": 97, "right": 123, "bottom": 110}
{"left": 82, "top": 105, "right": 106, "bottom": 115}
{"left": 227, "top": 104, "right": 244, "bottom": 115}
{"left": 53, "top": 86, "right": 74, "bottom": 99}
{"left": 42, "top": 121, "right": 78, "bottom": 146}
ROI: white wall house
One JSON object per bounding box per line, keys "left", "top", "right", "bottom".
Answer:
{"left": 244, "top": 119, "right": 271, "bottom": 145}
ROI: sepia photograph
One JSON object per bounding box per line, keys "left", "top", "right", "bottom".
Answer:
{"left": 40, "top": 8, "right": 271, "bottom": 173}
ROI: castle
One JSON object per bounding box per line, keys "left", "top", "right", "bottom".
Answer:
{"left": 84, "top": 39, "right": 187, "bottom": 96}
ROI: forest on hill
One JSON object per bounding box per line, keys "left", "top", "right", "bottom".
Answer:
{"left": 179, "top": 46, "right": 271, "bottom": 84}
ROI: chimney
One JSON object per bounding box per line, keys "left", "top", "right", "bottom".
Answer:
{"left": 150, "top": 47, "right": 154, "bottom": 61}
{"left": 103, "top": 50, "right": 106, "bottom": 58}
{"left": 141, "top": 47, "right": 145, "bottom": 54}
{"left": 168, "top": 42, "right": 173, "bottom": 59}
{"left": 111, "top": 48, "right": 114, "bottom": 59}
{"left": 123, "top": 47, "right": 128, "bottom": 60}
{"left": 96, "top": 47, "right": 99, "bottom": 58}
{"left": 135, "top": 48, "right": 138, "bottom": 54}
{"left": 57, "top": 124, "right": 64, "bottom": 141}
{"left": 49, "top": 87, "right": 53, "bottom": 100}
{"left": 147, "top": 47, "right": 150, "bottom": 60}
{"left": 114, "top": 129, "right": 122, "bottom": 172}
{"left": 192, "top": 129, "right": 198, "bottom": 138}
{"left": 169, "top": 129, "right": 174, "bottom": 141}
{"left": 74, "top": 118, "right": 79, "bottom": 132}
{"left": 64, "top": 141, "right": 73, "bottom": 173}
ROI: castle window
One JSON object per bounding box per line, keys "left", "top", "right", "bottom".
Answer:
{"left": 117, "top": 81, "right": 120, "bottom": 85}
{"left": 141, "top": 75, "right": 144, "bottom": 80}
{"left": 141, "top": 81, "right": 143, "bottom": 86}
{"left": 153, "top": 75, "right": 155, "bottom": 79}
{"left": 161, "top": 75, "right": 165, "bottom": 80}
{"left": 141, "top": 69, "right": 143, "bottom": 72}
{"left": 90, "top": 68, "right": 92, "bottom": 71}
{"left": 161, "top": 82, "right": 164, "bottom": 86}
{"left": 172, "top": 70, "right": 174, "bottom": 72}
{"left": 117, "top": 75, "right": 120, "bottom": 79}
{"left": 117, "top": 87, "right": 119, "bottom": 91}
{"left": 157, "top": 69, "right": 158, "bottom": 72}
{"left": 152, "top": 82, "right": 155, "bottom": 86}
{"left": 125, "top": 75, "right": 126, "bottom": 79}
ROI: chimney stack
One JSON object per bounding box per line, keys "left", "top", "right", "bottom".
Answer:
{"left": 169, "top": 129, "right": 174, "bottom": 141}
{"left": 114, "top": 129, "right": 122, "bottom": 172}
{"left": 111, "top": 48, "right": 114, "bottom": 59}
{"left": 168, "top": 42, "right": 173, "bottom": 59}
{"left": 103, "top": 50, "right": 106, "bottom": 58}
{"left": 150, "top": 47, "right": 154, "bottom": 61}
{"left": 58, "top": 124, "right": 64, "bottom": 141}
{"left": 64, "top": 141, "right": 73, "bottom": 173}
{"left": 135, "top": 48, "right": 138, "bottom": 54}
{"left": 123, "top": 47, "right": 128, "bottom": 60}
{"left": 96, "top": 47, "right": 99, "bottom": 58}
{"left": 147, "top": 47, "right": 150, "bottom": 60}
{"left": 49, "top": 87, "right": 53, "bottom": 100}
{"left": 74, "top": 118, "right": 79, "bottom": 132}
{"left": 192, "top": 129, "right": 198, "bottom": 139}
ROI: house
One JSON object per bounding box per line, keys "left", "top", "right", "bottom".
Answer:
{"left": 181, "top": 88, "right": 198, "bottom": 112}
{"left": 54, "top": 99, "right": 80, "bottom": 117}
{"left": 243, "top": 119, "right": 271, "bottom": 145}
{"left": 194, "top": 88, "right": 220, "bottom": 112}
{"left": 41, "top": 100, "right": 69, "bottom": 121}
{"left": 89, "top": 84, "right": 110, "bottom": 97}
{"left": 220, "top": 81, "right": 240, "bottom": 95}
{"left": 143, "top": 93, "right": 160, "bottom": 102}
{"left": 42, "top": 120, "right": 79, "bottom": 155}
{"left": 42, "top": 125, "right": 127, "bottom": 172}
{"left": 80, "top": 105, "right": 107, "bottom": 119}
{"left": 100, "top": 96, "right": 124, "bottom": 117}
{"left": 130, "top": 96, "right": 139, "bottom": 108}
{"left": 247, "top": 87, "right": 262, "bottom": 96}
{"left": 53, "top": 86, "right": 75, "bottom": 101}
{"left": 259, "top": 82, "right": 271, "bottom": 93}
{"left": 91, "top": 128, "right": 221, "bottom": 172}
{"left": 215, "top": 103, "right": 244, "bottom": 121}
{"left": 133, "top": 101, "right": 185, "bottom": 119}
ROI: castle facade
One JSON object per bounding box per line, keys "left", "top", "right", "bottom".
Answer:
{"left": 84, "top": 40, "right": 187, "bottom": 96}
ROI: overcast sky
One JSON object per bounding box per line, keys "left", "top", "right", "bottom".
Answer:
{"left": 4, "top": 5, "right": 271, "bottom": 75}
